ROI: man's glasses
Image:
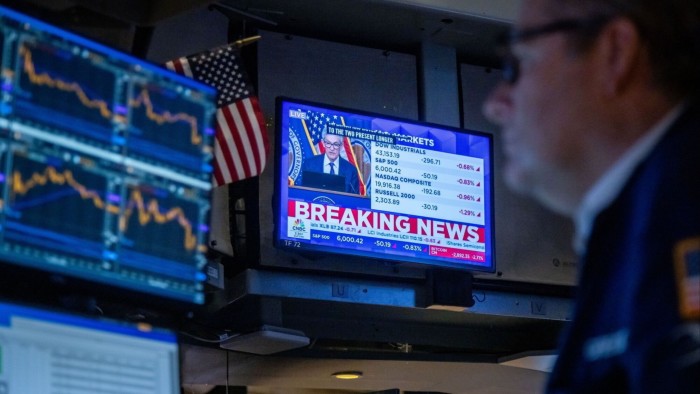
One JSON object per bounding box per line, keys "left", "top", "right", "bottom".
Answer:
{"left": 323, "top": 139, "right": 342, "bottom": 149}
{"left": 499, "top": 16, "right": 614, "bottom": 84}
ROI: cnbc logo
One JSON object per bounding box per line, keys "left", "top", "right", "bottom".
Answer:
{"left": 288, "top": 218, "right": 310, "bottom": 240}
{"left": 292, "top": 219, "right": 306, "bottom": 232}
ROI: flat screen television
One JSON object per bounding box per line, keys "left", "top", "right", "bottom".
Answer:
{"left": 274, "top": 97, "right": 495, "bottom": 273}
{"left": 0, "top": 5, "right": 217, "bottom": 310}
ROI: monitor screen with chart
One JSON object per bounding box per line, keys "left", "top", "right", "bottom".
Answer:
{"left": 0, "top": 5, "right": 217, "bottom": 308}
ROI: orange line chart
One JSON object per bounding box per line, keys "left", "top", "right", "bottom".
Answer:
{"left": 12, "top": 166, "right": 119, "bottom": 214}
{"left": 119, "top": 188, "right": 198, "bottom": 252}
{"left": 13, "top": 165, "right": 198, "bottom": 252}
{"left": 20, "top": 45, "right": 113, "bottom": 119}
{"left": 129, "top": 88, "right": 203, "bottom": 146}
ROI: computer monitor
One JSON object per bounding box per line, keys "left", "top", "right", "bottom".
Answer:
{"left": 0, "top": 5, "right": 217, "bottom": 311}
{"left": 0, "top": 300, "right": 180, "bottom": 393}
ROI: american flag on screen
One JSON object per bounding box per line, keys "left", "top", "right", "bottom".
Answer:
{"left": 165, "top": 44, "right": 269, "bottom": 186}
{"left": 300, "top": 109, "right": 367, "bottom": 196}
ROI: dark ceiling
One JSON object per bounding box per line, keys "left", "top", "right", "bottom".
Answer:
{"left": 216, "top": 0, "right": 511, "bottom": 65}
{"left": 8, "top": 0, "right": 512, "bottom": 66}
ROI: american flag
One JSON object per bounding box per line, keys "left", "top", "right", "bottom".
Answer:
{"left": 165, "top": 44, "right": 269, "bottom": 186}
{"left": 300, "top": 109, "right": 367, "bottom": 196}
{"left": 301, "top": 109, "right": 335, "bottom": 155}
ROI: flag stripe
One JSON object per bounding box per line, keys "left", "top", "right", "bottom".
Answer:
{"left": 164, "top": 59, "right": 178, "bottom": 73}
{"left": 343, "top": 137, "right": 366, "bottom": 196}
{"left": 242, "top": 97, "right": 269, "bottom": 170}
{"left": 165, "top": 57, "right": 193, "bottom": 78}
{"left": 214, "top": 132, "right": 236, "bottom": 185}
{"left": 221, "top": 103, "right": 254, "bottom": 178}
{"left": 212, "top": 139, "right": 226, "bottom": 186}
{"left": 216, "top": 108, "right": 247, "bottom": 182}
{"left": 212, "top": 127, "right": 232, "bottom": 184}
{"left": 231, "top": 100, "right": 259, "bottom": 175}
{"left": 215, "top": 131, "right": 239, "bottom": 184}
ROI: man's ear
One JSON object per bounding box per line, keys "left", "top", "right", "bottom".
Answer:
{"left": 597, "top": 17, "right": 644, "bottom": 96}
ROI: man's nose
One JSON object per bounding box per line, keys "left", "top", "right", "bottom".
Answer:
{"left": 482, "top": 82, "right": 513, "bottom": 126}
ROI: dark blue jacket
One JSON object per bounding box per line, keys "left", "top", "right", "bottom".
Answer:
{"left": 547, "top": 102, "right": 700, "bottom": 393}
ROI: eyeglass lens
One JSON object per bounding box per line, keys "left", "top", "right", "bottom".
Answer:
{"left": 324, "top": 140, "right": 342, "bottom": 148}
{"left": 498, "top": 16, "right": 613, "bottom": 84}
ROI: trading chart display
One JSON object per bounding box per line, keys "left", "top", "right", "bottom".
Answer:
{"left": 129, "top": 83, "right": 215, "bottom": 175}
{"left": 0, "top": 6, "right": 217, "bottom": 305}
{"left": 15, "top": 41, "right": 118, "bottom": 144}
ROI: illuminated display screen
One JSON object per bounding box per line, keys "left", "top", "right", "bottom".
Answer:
{"left": 0, "top": 5, "right": 217, "bottom": 305}
{"left": 274, "top": 97, "right": 495, "bottom": 272}
{"left": 0, "top": 301, "right": 180, "bottom": 393}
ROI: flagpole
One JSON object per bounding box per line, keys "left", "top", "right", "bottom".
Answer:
{"left": 232, "top": 35, "right": 262, "bottom": 48}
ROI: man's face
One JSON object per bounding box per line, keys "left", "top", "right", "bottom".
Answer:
{"left": 323, "top": 133, "right": 343, "bottom": 161}
{"left": 483, "top": 0, "right": 601, "bottom": 214}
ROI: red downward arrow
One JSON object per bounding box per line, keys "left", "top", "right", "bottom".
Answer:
{"left": 477, "top": 197, "right": 481, "bottom": 202}
{"left": 477, "top": 182, "right": 481, "bottom": 187}
{"left": 477, "top": 213, "right": 482, "bottom": 217}
{"left": 476, "top": 167, "right": 481, "bottom": 172}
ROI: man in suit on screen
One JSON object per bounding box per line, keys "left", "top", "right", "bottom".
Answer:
{"left": 301, "top": 132, "right": 359, "bottom": 194}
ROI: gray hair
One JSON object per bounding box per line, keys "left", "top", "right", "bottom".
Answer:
{"left": 546, "top": 0, "right": 700, "bottom": 100}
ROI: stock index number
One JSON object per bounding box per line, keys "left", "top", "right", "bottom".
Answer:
{"left": 375, "top": 180, "right": 400, "bottom": 189}
{"left": 375, "top": 165, "right": 401, "bottom": 174}
{"left": 374, "top": 240, "right": 392, "bottom": 248}
{"left": 336, "top": 235, "right": 364, "bottom": 244}
{"left": 375, "top": 197, "right": 400, "bottom": 205}
{"left": 375, "top": 150, "right": 400, "bottom": 158}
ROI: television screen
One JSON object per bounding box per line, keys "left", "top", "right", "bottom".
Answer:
{"left": 274, "top": 97, "right": 495, "bottom": 272}
{"left": 0, "top": 5, "right": 217, "bottom": 306}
